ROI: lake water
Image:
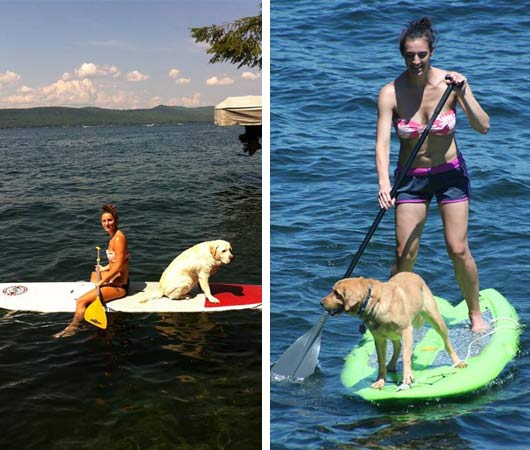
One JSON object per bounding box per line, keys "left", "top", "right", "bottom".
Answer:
{"left": 270, "top": 1, "right": 530, "bottom": 449}
{"left": 0, "top": 123, "right": 262, "bottom": 449}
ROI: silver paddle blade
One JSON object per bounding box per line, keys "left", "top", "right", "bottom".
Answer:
{"left": 271, "top": 311, "right": 329, "bottom": 381}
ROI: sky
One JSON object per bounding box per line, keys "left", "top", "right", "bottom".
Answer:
{"left": 0, "top": 1, "right": 262, "bottom": 109}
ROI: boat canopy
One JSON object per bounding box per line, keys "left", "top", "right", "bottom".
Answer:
{"left": 214, "top": 95, "right": 262, "bottom": 127}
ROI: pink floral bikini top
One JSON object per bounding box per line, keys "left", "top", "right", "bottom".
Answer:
{"left": 393, "top": 109, "right": 456, "bottom": 139}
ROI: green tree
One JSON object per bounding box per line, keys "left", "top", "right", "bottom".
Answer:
{"left": 190, "top": 7, "right": 262, "bottom": 70}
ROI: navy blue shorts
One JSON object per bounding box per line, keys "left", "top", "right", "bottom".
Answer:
{"left": 394, "top": 153, "right": 471, "bottom": 205}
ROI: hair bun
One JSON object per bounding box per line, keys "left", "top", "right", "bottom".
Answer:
{"left": 418, "top": 17, "right": 432, "bottom": 29}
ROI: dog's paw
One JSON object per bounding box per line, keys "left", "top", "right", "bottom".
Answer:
{"left": 206, "top": 296, "right": 220, "bottom": 304}
{"left": 455, "top": 360, "right": 467, "bottom": 368}
{"left": 402, "top": 373, "right": 414, "bottom": 385}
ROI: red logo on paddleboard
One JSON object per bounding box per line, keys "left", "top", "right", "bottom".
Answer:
{"left": 2, "top": 285, "right": 28, "bottom": 296}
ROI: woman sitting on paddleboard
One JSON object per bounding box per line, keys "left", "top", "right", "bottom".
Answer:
{"left": 375, "top": 17, "right": 490, "bottom": 332}
{"left": 54, "top": 204, "right": 129, "bottom": 338}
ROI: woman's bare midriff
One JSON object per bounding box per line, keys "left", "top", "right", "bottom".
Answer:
{"left": 398, "top": 134, "right": 458, "bottom": 168}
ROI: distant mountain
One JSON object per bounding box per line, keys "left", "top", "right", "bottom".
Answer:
{"left": 0, "top": 105, "right": 214, "bottom": 128}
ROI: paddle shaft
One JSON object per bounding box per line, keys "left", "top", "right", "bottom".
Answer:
{"left": 342, "top": 83, "right": 454, "bottom": 279}
{"left": 95, "top": 246, "right": 102, "bottom": 300}
{"left": 83, "top": 246, "right": 108, "bottom": 329}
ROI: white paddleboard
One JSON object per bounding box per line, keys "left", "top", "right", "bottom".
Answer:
{"left": 0, "top": 282, "right": 262, "bottom": 313}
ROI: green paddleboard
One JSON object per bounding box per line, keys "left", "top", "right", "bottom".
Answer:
{"left": 341, "top": 288, "right": 520, "bottom": 403}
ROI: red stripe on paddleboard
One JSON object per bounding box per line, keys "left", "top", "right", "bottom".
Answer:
{"left": 204, "top": 283, "right": 262, "bottom": 308}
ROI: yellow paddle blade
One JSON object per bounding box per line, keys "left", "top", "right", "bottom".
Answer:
{"left": 84, "top": 296, "right": 107, "bottom": 329}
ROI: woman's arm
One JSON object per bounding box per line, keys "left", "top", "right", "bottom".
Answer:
{"left": 446, "top": 72, "right": 490, "bottom": 134}
{"left": 375, "top": 83, "right": 396, "bottom": 210}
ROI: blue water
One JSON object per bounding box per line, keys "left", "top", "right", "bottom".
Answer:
{"left": 270, "top": 1, "right": 530, "bottom": 449}
{"left": 0, "top": 124, "right": 261, "bottom": 449}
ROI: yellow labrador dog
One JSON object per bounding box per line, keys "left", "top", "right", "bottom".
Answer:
{"left": 321, "top": 272, "right": 466, "bottom": 389}
{"left": 159, "top": 240, "right": 234, "bottom": 304}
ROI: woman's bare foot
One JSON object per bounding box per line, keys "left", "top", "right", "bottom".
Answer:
{"left": 53, "top": 323, "right": 80, "bottom": 338}
{"left": 469, "top": 310, "right": 490, "bottom": 333}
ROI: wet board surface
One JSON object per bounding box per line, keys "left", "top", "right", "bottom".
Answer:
{"left": 341, "top": 289, "right": 520, "bottom": 403}
{"left": 0, "top": 282, "right": 262, "bottom": 313}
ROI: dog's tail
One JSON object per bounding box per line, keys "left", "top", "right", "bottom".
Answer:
{"left": 139, "top": 285, "right": 166, "bottom": 304}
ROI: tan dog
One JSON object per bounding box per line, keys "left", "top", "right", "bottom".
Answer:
{"left": 159, "top": 240, "right": 234, "bottom": 304}
{"left": 321, "top": 272, "right": 466, "bottom": 389}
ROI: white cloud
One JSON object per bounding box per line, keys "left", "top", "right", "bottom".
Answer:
{"left": 0, "top": 70, "right": 21, "bottom": 87}
{"left": 95, "top": 90, "right": 140, "bottom": 109}
{"left": 169, "top": 68, "right": 180, "bottom": 79}
{"left": 4, "top": 94, "right": 32, "bottom": 106}
{"left": 125, "top": 70, "right": 150, "bottom": 82}
{"left": 109, "top": 66, "right": 121, "bottom": 78}
{"left": 168, "top": 92, "right": 202, "bottom": 107}
{"left": 5, "top": 78, "right": 97, "bottom": 107}
{"left": 17, "top": 85, "right": 33, "bottom": 94}
{"left": 42, "top": 78, "right": 97, "bottom": 104}
{"left": 169, "top": 69, "right": 191, "bottom": 85}
{"left": 75, "top": 62, "right": 121, "bottom": 79}
{"left": 241, "top": 71, "right": 260, "bottom": 80}
{"left": 206, "top": 76, "right": 234, "bottom": 86}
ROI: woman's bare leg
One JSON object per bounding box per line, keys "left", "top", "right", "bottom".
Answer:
{"left": 439, "top": 201, "right": 488, "bottom": 332}
{"left": 53, "top": 284, "right": 126, "bottom": 338}
{"left": 392, "top": 202, "right": 429, "bottom": 276}
{"left": 53, "top": 289, "right": 97, "bottom": 338}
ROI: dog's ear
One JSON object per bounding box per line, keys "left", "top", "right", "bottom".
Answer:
{"left": 209, "top": 242, "right": 219, "bottom": 258}
{"left": 340, "top": 285, "right": 354, "bottom": 312}
{"left": 341, "top": 278, "right": 365, "bottom": 313}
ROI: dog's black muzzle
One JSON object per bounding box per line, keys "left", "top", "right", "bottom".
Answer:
{"left": 320, "top": 301, "right": 344, "bottom": 316}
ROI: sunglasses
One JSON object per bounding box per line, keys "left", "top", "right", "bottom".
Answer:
{"left": 404, "top": 51, "right": 429, "bottom": 60}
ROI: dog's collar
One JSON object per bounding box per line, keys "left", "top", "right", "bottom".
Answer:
{"left": 358, "top": 285, "right": 372, "bottom": 315}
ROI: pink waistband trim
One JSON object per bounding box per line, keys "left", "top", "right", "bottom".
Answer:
{"left": 398, "top": 158, "right": 460, "bottom": 176}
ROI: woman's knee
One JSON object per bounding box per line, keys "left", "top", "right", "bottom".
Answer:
{"left": 76, "top": 296, "right": 94, "bottom": 309}
{"left": 446, "top": 241, "right": 471, "bottom": 262}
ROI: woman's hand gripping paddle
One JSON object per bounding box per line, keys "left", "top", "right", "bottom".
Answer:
{"left": 84, "top": 246, "right": 108, "bottom": 329}
{"left": 271, "top": 81, "right": 455, "bottom": 381}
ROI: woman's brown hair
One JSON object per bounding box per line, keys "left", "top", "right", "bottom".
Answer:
{"left": 399, "top": 17, "right": 436, "bottom": 55}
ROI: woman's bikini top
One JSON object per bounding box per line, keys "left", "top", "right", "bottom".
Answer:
{"left": 106, "top": 249, "right": 116, "bottom": 263}
{"left": 393, "top": 109, "right": 456, "bottom": 139}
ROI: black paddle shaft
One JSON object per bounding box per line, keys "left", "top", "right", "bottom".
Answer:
{"left": 342, "top": 83, "right": 454, "bottom": 279}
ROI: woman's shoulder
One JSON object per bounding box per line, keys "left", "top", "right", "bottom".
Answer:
{"left": 378, "top": 81, "right": 396, "bottom": 108}
{"left": 379, "top": 79, "right": 396, "bottom": 94}
{"left": 429, "top": 66, "right": 460, "bottom": 84}
{"left": 113, "top": 230, "right": 128, "bottom": 244}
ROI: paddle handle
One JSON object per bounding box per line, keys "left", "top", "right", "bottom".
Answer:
{"left": 95, "top": 246, "right": 101, "bottom": 269}
{"left": 342, "top": 83, "right": 454, "bottom": 279}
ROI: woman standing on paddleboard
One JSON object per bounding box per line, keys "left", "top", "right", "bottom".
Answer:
{"left": 54, "top": 204, "right": 129, "bottom": 337}
{"left": 375, "top": 17, "right": 490, "bottom": 332}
